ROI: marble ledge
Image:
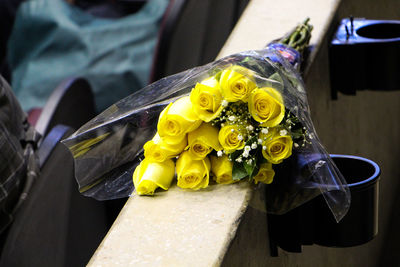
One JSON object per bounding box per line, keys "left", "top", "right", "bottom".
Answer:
{"left": 88, "top": 182, "right": 254, "bottom": 267}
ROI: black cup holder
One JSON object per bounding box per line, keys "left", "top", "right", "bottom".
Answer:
{"left": 313, "top": 155, "right": 380, "bottom": 247}
{"left": 356, "top": 23, "right": 400, "bottom": 39}
{"left": 329, "top": 18, "right": 400, "bottom": 99}
{"left": 267, "top": 154, "right": 381, "bottom": 255}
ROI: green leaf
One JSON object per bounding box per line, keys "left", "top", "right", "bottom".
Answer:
{"left": 229, "top": 149, "right": 243, "bottom": 161}
{"left": 214, "top": 70, "right": 223, "bottom": 81}
{"left": 232, "top": 162, "right": 248, "bottom": 180}
{"left": 244, "top": 160, "right": 255, "bottom": 177}
{"left": 291, "top": 131, "right": 304, "bottom": 139}
{"left": 268, "top": 72, "right": 283, "bottom": 84}
{"left": 241, "top": 57, "right": 252, "bottom": 64}
{"left": 243, "top": 160, "right": 257, "bottom": 178}
{"left": 249, "top": 164, "right": 260, "bottom": 183}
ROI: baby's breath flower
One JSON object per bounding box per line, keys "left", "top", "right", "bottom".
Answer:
{"left": 246, "top": 125, "right": 254, "bottom": 132}
{"left": 237, "top": 134, "right": 243, "bottom": 141}
{"left": 247, "top": 159, "right": 253, "bottom": 164}
{"left": 217, "top": 150, "right": 223, "bottom": 157}
{"left": 258, "top": 138, "right": 263, "bottom": 144}
{"left": 243, "top": 151, "right": 249, "bottom": 158}
{"left": 251, "top": 143, "right": 257, "bottom": 149}
{"left": 221, "top": 100, "right": 228, "bottom": 107}
{"left": 244, "top": 146, "right": 251, "bottom": 152}
{"left": 262, "top": 145, "right": 267, "bottom": 150}
{"left": 261, "top": 128, "right": 269, "bottom": 134}
{"left": 236, "top": 157, "right": 243, "bottom": 163}
{"left": 294, "top": 143, "right": 299, "bottom": 148}
{"left": 228, "top": 115, "right": 236, "bottom": 121}
{"left": 280, "top": 129, "right": 288, "bottom": 136}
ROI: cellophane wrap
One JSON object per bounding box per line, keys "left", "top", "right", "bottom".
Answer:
{"left": 62, "top": 48, "right": 350, "bottom": 222}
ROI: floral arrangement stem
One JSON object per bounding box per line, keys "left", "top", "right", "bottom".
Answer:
{"left": 279, "top": 18, "right": 313, "bottom": 57}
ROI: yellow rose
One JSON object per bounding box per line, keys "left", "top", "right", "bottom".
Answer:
{"left": 187, "top": 123, "right": 223, "bottom": 160}
{"left": 218, "top": 125, "right": 245, "bottom": 153}
{"left": 144, "top": 133, "right": 187, "bottom": 162}
{"left": 220, "top": 66, "right": 256, "bottom": 102}
{"left": 132, "top": 158, "right": 175, "bottom": 195}
{"left": 210, "top": 155, "right": 236, "bottom": 184}
{"left": 260, "top": 128, "right": 293, "bottom": 164}
{"left": 248, "top": 87, "right": 285, "bottom": 127}
{"left": 190, "top": 76, "right": 224, "bottom": 122}
{"left": 176, "top": 151, "right": 211, "bottom": 190}
{"left": 158, "top": 96, "right": 202, "bottom": 144}
{"left": 253, "top": 162, "right": 275, "bottom": 184}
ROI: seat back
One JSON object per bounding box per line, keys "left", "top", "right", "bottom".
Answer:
{"left": 33, "top": 77, "right": 96, "bottom": 137}
{"left": 0, "top": 125, "right": 110, "bottom": 267}
{"left": 150, "top": 0, "right": 250, "bottom": 82}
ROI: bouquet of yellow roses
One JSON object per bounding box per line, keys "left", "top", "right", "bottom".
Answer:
{"left": 134, "top": 66, "right": 303, "bottom": 193}
{"left": 62, "top": 19, "right": 350, "bottom": 221}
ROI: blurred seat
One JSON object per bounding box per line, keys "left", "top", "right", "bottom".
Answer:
{"left": 8, "top": 0, "right": 169, "bottom": 114}
{"left": 0, "top": 75, "right": 113, "bottom": 266}
{"left": 25, "top": 0, "right": 249, "bottom": 134}
{"left": 150, "top": 0, "right": 249, "bottom": 82}
{"left": 0, "top": 125, "right": 110, "bottom": 267}
{"left": 28, "top": 77, "right": 96, "bottom": 137}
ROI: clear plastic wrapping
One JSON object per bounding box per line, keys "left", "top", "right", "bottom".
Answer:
{"left": 62, "top": 48, "right": 350, "bottom": 222}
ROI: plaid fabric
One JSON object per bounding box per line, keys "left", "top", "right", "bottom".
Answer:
{"left": 0, "top": 76, "right": 29, "bottom": 233}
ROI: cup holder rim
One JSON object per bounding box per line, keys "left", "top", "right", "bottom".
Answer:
{"left": 355, "top": 21, "right": 400, "bottom": 40}
{"left": 330, "top": 154, "right": 381, "bottom": 187}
